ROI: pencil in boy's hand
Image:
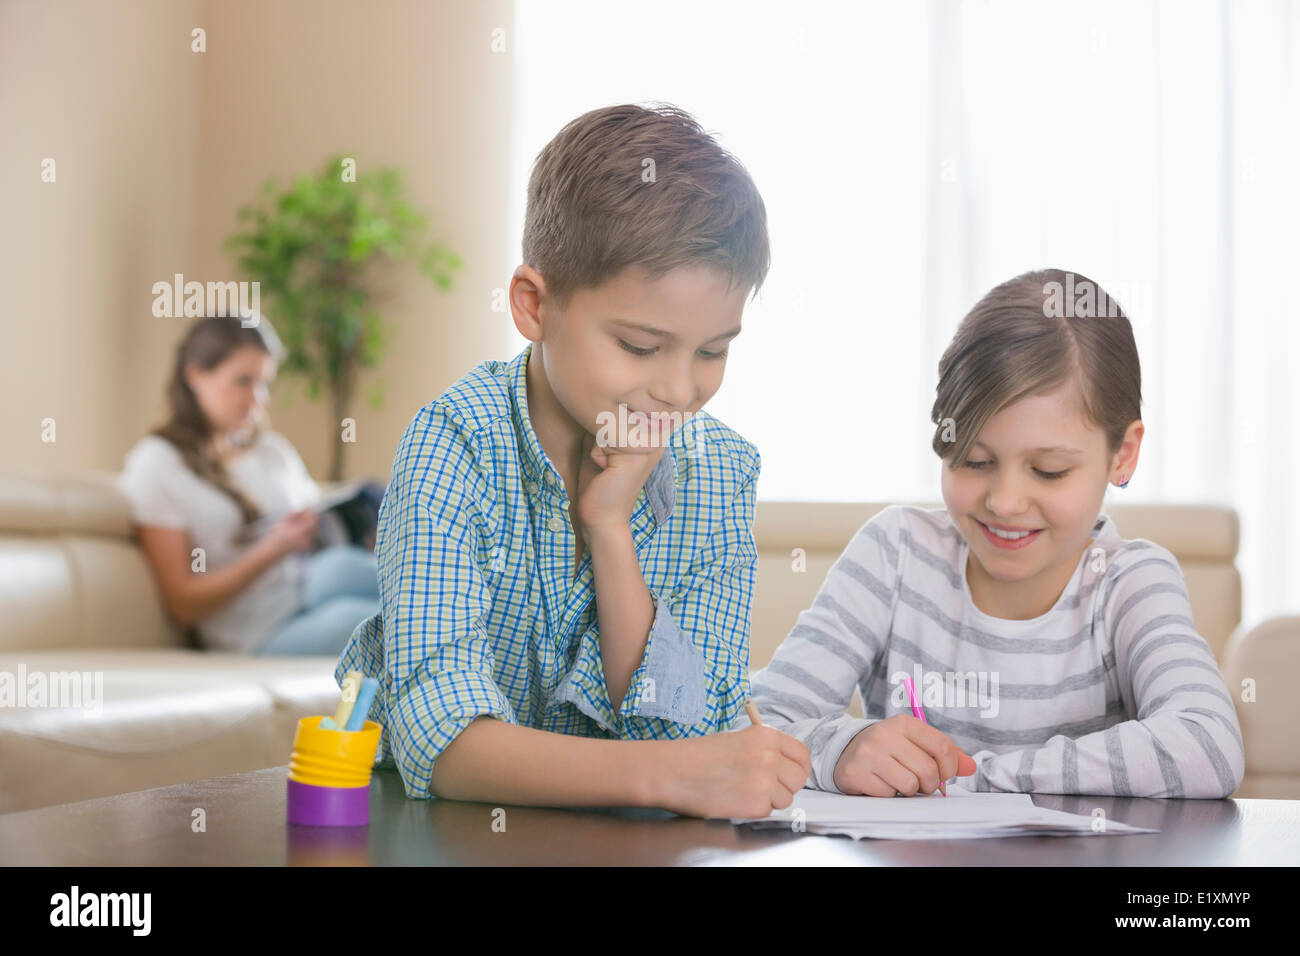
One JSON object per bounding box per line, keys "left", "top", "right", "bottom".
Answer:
{"left": 744, "top": 699, "right": 763, "bottom": 727}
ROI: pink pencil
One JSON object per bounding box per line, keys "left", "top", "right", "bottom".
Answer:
{"left": 904, "top": 676, "right": 947, "bottom": 796}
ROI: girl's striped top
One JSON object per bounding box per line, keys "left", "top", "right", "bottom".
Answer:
{"left": 750, "top": 505, "right": 1245, "bottom": 798}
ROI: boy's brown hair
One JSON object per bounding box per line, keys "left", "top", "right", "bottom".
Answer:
{"left": 522, "top": 102, "right": 771, "bottom": 311}
{"left": 931, "top": 268, "right": 1143, "bottom": 468}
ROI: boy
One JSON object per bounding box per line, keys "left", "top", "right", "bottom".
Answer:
{"left": 336, "top": 103, "right": 810, "bottom": 819}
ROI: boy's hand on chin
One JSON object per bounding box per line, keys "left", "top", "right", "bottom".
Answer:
{"left": 575, "top": 412, "right": 675, "bottom": 538}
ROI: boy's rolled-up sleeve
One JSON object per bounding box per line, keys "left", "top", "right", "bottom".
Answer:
{"left": 341, "top": 405, "right": 517, "bottom": 799}
{"left": 598, "top": 450, "right": 761, "bottom": 740}
{"left": 548, "top": 578, "right": 746, "bottom": 738}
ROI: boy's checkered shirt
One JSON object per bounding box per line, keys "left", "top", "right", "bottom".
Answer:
{"left": 337, "top": 343, "right": 761, "bottom": 798}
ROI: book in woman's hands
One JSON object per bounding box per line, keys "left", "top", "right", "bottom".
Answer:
{"left": 243, "top": 479, "right": 385, "bottom": 550}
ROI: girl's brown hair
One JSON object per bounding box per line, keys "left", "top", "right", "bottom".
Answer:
{"left": 152, "top": 315, "right": 283, "bottom": 529}
{"left": 521, "top": 102, "right": 771, "bottom": 311}
{"left": 931, "top": 268, "right": 1142, "bottom": 467}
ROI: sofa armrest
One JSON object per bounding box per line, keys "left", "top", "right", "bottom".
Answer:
{"left": 1221, "top": 615, "right": 1300, "bottom": 783}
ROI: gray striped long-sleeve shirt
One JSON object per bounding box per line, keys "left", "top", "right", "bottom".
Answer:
{"left": 749, "top": 505, "right": 1246, "bottom": 798}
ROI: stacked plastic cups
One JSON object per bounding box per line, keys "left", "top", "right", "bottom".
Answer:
{"left": 286, "top": 715, "right": 381, "bottom": 826}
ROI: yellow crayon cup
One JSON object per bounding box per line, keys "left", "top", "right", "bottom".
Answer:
{"left": 286, "top": 715, "right": 381, "bottom": 826}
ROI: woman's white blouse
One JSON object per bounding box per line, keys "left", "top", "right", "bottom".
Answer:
{"left": 117, "top": 429, "right": 321, "bottom": 652}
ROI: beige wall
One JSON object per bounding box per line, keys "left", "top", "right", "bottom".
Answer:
{"left": 1, "top": 0, "right": 203, "bottom": 477}
{"left": 2, "top": 0, "right": 517, "bottom": 484}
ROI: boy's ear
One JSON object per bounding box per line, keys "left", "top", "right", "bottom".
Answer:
{"left": 510, "top": 265, "right": 547, "bottom": 343}
{"left": 1110, "top": 419, "right": 1145, "bottom": 484}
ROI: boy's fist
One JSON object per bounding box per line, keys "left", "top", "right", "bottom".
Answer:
{"left": 574, "top": 409, "right": 676, "bottom": 537}
{"left": 657, "top": 723, "right": 812, "bottom": 819}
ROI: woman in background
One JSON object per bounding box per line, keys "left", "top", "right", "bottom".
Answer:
{"left": 119, "top": 314, "right": 380, "bottom": 656}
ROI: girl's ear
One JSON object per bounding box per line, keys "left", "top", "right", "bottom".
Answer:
{"left": 1110, "top": 420, "right": 1145, "bottom": 486}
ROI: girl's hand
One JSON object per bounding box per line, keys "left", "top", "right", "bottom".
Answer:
{"left": 833, "top": 714, "right": 978, "bottom": 796}
{"left": 261, "top": 509, "right": 318, "bottom": 558}
{"left": 574, "top": 410, "right": 677, "bottom": 538}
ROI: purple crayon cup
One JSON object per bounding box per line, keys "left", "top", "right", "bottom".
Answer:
{"left": 286, "top": 715, "right": 381, "bottom": 826}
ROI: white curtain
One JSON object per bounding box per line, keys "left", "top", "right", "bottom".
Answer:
{"left": 509, "top": 0, "right": 1300, "bottom": 627}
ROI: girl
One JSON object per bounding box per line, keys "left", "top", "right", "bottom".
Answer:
{"left": 751, "top": 269, "right": 1245, "bottom": 798}
{"left": 119, "top": 314, "right": 381, "bottom": 656}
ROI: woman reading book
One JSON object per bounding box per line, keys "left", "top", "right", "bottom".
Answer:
{"left": 118, "top": 314, "right": 382, "bottom": 656}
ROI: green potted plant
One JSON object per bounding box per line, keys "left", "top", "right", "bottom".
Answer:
{"left": 225, "top": 154, "right": 462, "bottom": 480}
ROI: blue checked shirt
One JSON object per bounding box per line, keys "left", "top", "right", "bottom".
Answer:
{"left": 336, "top": 343, "right": 761, "bottom": 799}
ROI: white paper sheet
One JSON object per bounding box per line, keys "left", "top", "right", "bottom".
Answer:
{"left": 723, "top": 787, "right": 1159, "bottom": 840}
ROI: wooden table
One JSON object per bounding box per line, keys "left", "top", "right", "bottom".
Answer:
{"left": 2, "top": 765, "right": 1296, "bottom": 866}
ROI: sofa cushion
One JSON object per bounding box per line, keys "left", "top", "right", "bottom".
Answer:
{"left": 0, "top": 473, "right": 183, "bottom": 652}
{"left": 0, "top": 650, "right": 340, "bottom": 813}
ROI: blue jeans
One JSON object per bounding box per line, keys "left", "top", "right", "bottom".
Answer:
{"left": 256, "top": 545, "right": 379, "bottom": 656}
